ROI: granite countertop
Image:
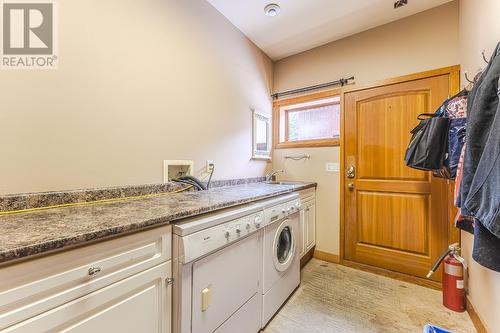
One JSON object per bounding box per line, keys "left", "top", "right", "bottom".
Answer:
{"left": 0, "top": 182, "right": 315, "bottom": 265}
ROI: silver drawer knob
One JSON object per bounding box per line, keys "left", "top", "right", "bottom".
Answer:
{"left": 88, "top": 267, "right": 102, "bottom": 276}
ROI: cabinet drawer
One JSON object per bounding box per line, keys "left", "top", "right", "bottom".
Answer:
{"left": 298, "top": 188, "right": 315, "bottom": 203}
{"left": 300, "top": 198, "right": 315, "bottom": 210}
{"left": 2, "top": 262, "right": 171, "bottom": 333}
{"left": 0, "top": 225, "right": 171, "bottom": 330}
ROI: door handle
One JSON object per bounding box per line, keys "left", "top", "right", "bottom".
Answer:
{"left": 347, "top": 183, "right": 355, "bottom": 190}
{"left": 346, "top": 165, "right": 356, "bottom": 179}
{"left": 201, "top": 287, "right": 211, "bottom": 312}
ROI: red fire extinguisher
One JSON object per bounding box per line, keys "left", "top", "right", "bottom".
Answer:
{"left": 427, "top": 243, "right": 466, "bottom": 312}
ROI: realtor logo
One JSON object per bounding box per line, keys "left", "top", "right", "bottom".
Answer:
{"left": 1, "top": 1, "right": 58, "bottom": 69}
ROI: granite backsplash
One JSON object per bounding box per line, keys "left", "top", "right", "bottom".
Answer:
{"left": 0, "top": 177, "right": 266, "bottom": 212}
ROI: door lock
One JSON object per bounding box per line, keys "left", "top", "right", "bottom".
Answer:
{"left": 346, "top": 165, "right": 356, "bottom": 178}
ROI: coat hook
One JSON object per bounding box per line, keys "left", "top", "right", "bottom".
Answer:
{"left": 464, "top": 71, "right": 474, "bottom": 84}
{"left": 481, "top": 49, "right": 489, "bottom": 64}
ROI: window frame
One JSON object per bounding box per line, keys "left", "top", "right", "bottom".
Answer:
{"left": 252, "top": 109, "right": 272, "bottom": 161}
{"left": 273, "top": 89, "right": 342, "bottom": 149}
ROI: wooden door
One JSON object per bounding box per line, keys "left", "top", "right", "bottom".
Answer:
{"left": 344, "top": 74, "right": 452, "bottom": 282}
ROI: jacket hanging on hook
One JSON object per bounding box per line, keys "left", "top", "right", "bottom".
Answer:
{"left": 460, "top": 42, "right": 500, "bottom": 272}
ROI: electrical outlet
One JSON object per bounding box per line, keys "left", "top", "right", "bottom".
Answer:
{"left": 326, "top": 162, "right": 340, "bottom": 173}
{"left": 206, "top": 160, "right": 215, "bottom": 173}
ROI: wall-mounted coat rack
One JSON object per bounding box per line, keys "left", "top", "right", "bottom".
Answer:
{"left": 464, "top": 49, "right": 490, "bottom": 84}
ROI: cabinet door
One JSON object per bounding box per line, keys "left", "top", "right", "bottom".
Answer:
{"left": 298, "top": 208, "right": 306, "bottom": 258}
{"left": 0, "top": 226, "right": 171, "bottom": 331}
{"left": 4, "top": 262, "right": 171, "bottom": 333}
{"left": 306, "top": 204, "right": 316, "bottom": 250}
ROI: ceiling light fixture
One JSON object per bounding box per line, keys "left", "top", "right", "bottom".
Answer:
{"left": 264, "top": 4, "right": 280, "bottom": 17}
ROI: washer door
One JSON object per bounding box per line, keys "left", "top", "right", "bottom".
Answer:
{"left": 272, "top": 219, "right": 296, "bottom": 272}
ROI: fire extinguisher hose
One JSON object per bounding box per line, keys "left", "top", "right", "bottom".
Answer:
{"left": 427, "top": 248, "right": 452, "bottom": 278}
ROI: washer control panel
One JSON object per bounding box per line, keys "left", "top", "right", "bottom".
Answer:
{"left": 179, "top": 210, "right": 264, "bottom": 264}
{"left": 264, "top": 198, "right": 301, "bottom": 226}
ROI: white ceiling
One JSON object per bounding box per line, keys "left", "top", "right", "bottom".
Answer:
{"left": 207, "top": 0, "right": 454, "bottom": 60}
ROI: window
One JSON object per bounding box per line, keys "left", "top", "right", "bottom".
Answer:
{"left": 274, "top": 95, "right": 340, "bottom": 148}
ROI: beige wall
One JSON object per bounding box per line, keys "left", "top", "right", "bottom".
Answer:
{"left": 459, "top": 1, "right": 500, "bottom": 332}
{"left": 0, "top": 0, "right": 273, "bottom": 195}
{"left": 274, "top": 147, "right": 341, "bottom": 255}
{"left": 273, "top": 2, "right": 459, "bottom": 256}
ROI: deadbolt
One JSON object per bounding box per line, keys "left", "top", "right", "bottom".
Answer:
{"left": 346, "top": 165, "right": 356, "bottom": 178}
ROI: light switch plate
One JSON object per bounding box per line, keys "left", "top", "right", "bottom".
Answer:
{"left": 326, "top": 162, "right": 340, "bottom": 173}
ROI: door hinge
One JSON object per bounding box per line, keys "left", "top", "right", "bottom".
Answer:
{"left": 166, "top": 277, "right": 174, "bottom": 286}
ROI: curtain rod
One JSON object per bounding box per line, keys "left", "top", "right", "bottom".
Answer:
{"left": 271, "top": 76, "right": 354, "bottom": 100}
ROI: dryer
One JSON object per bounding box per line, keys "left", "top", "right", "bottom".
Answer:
{"left": 172, "top": 203, "right": 264, "bottom": 333}
{"left": 260, "top": 193, "right": 301, "bottom": 327}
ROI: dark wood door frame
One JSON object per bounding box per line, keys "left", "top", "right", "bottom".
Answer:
{"left": 338, "top": 65, "right": 461, "bottom": 289}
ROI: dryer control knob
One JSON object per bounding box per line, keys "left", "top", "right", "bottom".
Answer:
{"left": 246, "top": 222, "right": 251, "bottom": 230}
{"left": 224, "top": 231, "right": 230, "bottom": 239}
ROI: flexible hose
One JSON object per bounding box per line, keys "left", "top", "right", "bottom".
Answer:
{"left": 178, "top": 176, "right": 207, "bottom": 191}
{"left": 427, "top": 248, "right": 452, "bottom": 278}
{"left": 174, "top": 179, "right": 204, "bottom": 191}
{"left": 207, "top": 165, "right": 215, "bottom": 189}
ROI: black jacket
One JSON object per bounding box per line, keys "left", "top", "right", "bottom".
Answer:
{"left": 461, "top": 42, "right": 500, "bottom": 272}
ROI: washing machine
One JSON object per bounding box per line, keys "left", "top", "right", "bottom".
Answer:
{"left": 260, "top": 193, "right": 301, "bottom": 327}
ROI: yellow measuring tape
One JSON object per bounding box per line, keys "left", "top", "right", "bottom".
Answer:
{"left": 0, "top": 185, "right": 194, "bottom": 216}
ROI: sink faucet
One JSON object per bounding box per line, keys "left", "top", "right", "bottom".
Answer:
{"left": 266, "top": 169, "right": 284, "bottom": 181}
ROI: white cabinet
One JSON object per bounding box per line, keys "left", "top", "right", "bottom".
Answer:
{"left": 298, "top": 208, "right": 306, "bottom": 258}
{"left": 0, "top": 225, "right": 172, "bottom": 333}
{"left": 298, "top": 189, "right": 316, "bottom": 259}
{"left": 305, "top": 202, "right": 316, "bottom": 251}
{"left": 3, "top": 263, "right": 171, "bottom": 333}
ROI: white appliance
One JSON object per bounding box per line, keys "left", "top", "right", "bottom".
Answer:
{"left": 172, "top": 203, "right": 265, "bottom": 333}
{"left": 260, "top": 193, "right": 301, "bottom": 327}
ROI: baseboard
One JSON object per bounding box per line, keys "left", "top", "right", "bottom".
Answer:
{"left": 300, "top": 246, "right": 315, "bottom": 268}
{"left": 341, "top": 259, "right": 442, "bottom": 290}
{"left": 313, "top": 249, "right": 340, "bottom": 264}
{"left": 466, "top": 298, "right": 489, "bottom": 333}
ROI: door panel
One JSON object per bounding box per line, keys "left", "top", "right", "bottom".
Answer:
{"left": 306, "top": 204, "right": 316, "bottom": 250}
{"left": 298, "top": 209, "right": 306, "bottom": 257}
{"left": 357, "top": 191, "right": 428, "bottom": 254}
{"left": 192, "top": 232, "right": 260, "bottom": 333}
{"left": 344, "top": 74, "right": 451, "bottom": 282}
{"left": 357, "top": 92, "right": 430, "bottom": 181}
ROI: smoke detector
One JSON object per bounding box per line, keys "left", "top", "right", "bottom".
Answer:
{"left": 264, "top": 4, "right": 280, "bottom": 17}
{"left": 394, "top": 0, "right": 408, "bottom": 9}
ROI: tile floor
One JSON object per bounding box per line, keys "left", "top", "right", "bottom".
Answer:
{"left": 264, "top": 259, "right": 476, "bottom": 333}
